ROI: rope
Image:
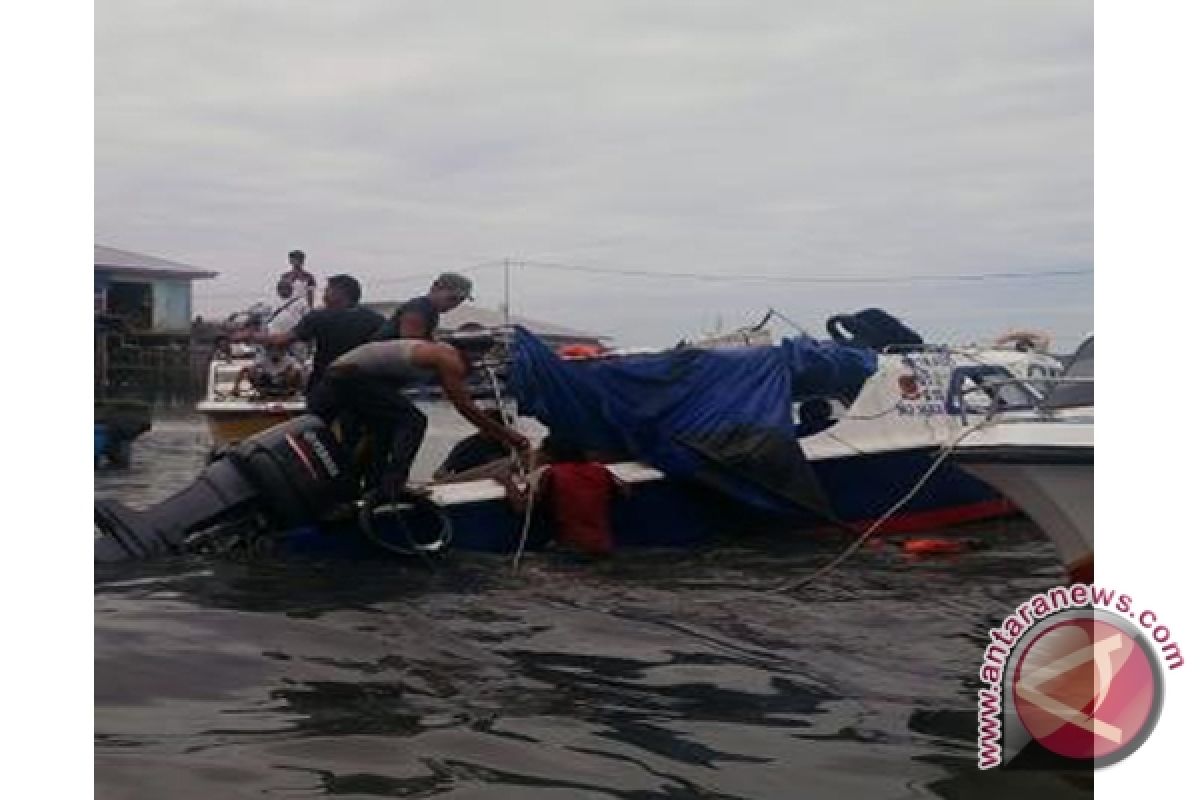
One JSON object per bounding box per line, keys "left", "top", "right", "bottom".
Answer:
{"left": 765, "top": 418, "right": 993, "bottom": 594}
{"left": 482, "top": 364, "right": 536, "bottom": 575}
{"left": 510, "top": 466, "right": 547, "bottom": 574}
{"left": 490, "top": 367, "right": 528, "bottom": 483}
{"left": 356, "top": 489, "right": 452, "bottom": 566}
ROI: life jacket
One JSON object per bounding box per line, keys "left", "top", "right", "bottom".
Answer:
{"left": 543, "top": 462, "right": 616, "bottom": 555}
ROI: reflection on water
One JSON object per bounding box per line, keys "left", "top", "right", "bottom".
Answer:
{"left": 95, "top": 414, "right": 1090, "bottom": 799}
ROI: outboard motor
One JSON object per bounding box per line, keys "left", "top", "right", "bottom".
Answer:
{"left": 95, "top": 415, "right": 352, "bottom": 563}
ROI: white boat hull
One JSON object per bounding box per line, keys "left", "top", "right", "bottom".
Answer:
{"left": 958, "top": 459, "right": 1093, "bottom": 581}
{"left": 949, "top": 382, "right": 1094, "bottom": 581}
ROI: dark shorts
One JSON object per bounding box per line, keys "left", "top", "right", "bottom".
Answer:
{"left": 306, "top": 373, "right": 428, "bottom": 486}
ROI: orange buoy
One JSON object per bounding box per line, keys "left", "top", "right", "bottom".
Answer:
{"left": 902, "top": 538, "right": 968, "bottom": 556}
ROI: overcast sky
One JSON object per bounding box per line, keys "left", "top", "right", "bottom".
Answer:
{"left": 96, "top": 0, "right": 1092, "bottom": 347}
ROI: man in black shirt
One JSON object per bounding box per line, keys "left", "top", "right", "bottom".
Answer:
{"left": 375, "top": 272, "right": 474, "bottom": 341}
{"left": 238, "top": 274, "right": 384, "bottom": 392}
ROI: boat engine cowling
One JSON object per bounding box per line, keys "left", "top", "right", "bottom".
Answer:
{"left": 95, "top": 415, "right": 352, "bottom": 563}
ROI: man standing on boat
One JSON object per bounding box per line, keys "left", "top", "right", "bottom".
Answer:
{"left": 236, "top": 274, "right": 384, "bottom": 393}
{"left": 374, "top": 272, "right": 474, "bottom": 341}
{"left": 309, "top": 337, "right": 529, "bottom": 496}
{"left": 266, "top": 276, "right": 309, "bottom": 335}
{"left": 282, "top": 249, "right": 318, "bottom": 308}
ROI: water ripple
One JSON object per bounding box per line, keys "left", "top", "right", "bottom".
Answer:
{"left": 96, "top": 414, "right": 1090, "bottom": 799}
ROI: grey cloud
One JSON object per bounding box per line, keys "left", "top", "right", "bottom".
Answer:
{"left": 97, "top": 0, "right": 1091, "bottom": 346}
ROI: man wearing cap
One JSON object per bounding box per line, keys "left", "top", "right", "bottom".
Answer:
{"left": 282, "top": 250, "right": 317, "bottom": 308}
{"left": 375, "top": 272, "right": 474, "bottom": 341}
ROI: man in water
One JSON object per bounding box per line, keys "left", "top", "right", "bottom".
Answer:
{"left": 281, "top": 249, "right": 317, "bottom": 308}
{"left": 236, "top": 274, "right": 383, "bottom": 394}
{"left": 375, "top": 272, "right": 474, "bottom": 341}
{"left": 309, "top": 338, "right": 529, "bottom": 495}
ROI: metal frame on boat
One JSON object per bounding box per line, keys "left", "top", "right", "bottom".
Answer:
{"left": 947, "top": 336, "right": 1094, "bottom": 582}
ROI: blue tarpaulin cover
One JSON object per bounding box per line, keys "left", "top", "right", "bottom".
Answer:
{"left": 508, "top": 327, "right": 876, "bottom": 516}
{"left": 781, "top": 335, "right": 879, "bottom": 401}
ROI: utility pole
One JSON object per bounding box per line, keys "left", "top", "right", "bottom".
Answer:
{"left": 503, "top": 258, "right": 511, "bottom": 325}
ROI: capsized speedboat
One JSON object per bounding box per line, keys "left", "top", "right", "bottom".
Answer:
{"left": 948, "top": 336, "right": 1094, "bottom": 582}
{"left": 97, "top": 324, "right": 1065, "bottom": 563}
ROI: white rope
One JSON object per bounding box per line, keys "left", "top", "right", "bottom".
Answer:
{"left": 482, "top": 364, "right": 538, "bottom": 575}
{"left": 511, "top": 466, "right": 546, "bottom": 574}
{"left": 766, "top": 418, "right": 993, "bottom": 594}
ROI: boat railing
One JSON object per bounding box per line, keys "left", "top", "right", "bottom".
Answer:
{"left": 951, "top": 376, "right": 1094, "bottom": 424}
{"left": 878, "top": 342, "right": 1051, "bottom": 358}
{"left": 878, "top": 343, "right": 954, "bottom": 354}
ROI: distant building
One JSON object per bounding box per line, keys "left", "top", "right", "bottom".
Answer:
{"left": 363, "top": 302, "right": 608, "bottom": 350}
{"left": 95, "top": 245, "right": 217, "bottom": 334}
{"left": 95, "top": 245, "right": 218, "bottom": 402}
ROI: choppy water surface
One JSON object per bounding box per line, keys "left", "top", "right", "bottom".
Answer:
{"left": 96, "top": 413, "right": 1090, "bottom": 799}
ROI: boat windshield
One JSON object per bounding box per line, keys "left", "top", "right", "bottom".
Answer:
{"left": 1042, "top": 336, "right": 1093, "bottom": 409}
{"left": 211, "top": 364, "right": 244, "bottom": 394}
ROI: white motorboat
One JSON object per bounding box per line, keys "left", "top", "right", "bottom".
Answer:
{"left": 949, "top": 336, "right": 1094, "bottom": 582}
{"left": 195, "top": 342, "right": 308, "bottom": 450}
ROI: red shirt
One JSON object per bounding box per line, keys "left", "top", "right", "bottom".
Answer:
{"left": 542, "top": 462, "right": 617, "bottom": 555}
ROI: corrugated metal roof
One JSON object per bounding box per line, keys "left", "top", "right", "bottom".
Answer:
{"left": 94, "top": 245, "right": 218, "bottom": 279}
{"left": 364, "top": 302, "right": 606, "bottom": 341}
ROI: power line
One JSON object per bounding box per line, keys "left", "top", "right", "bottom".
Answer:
{"left": 193, "top": 257, "right": 1091, "bottom": 302}
{"left": 360, "top": 259, "right": 504, "bottom": 287}
{"left": 195, "top": 260, "right": 504, "bottom": 299}
{"left": 514, "top": 259, "right": 1093, "bottom": 285}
